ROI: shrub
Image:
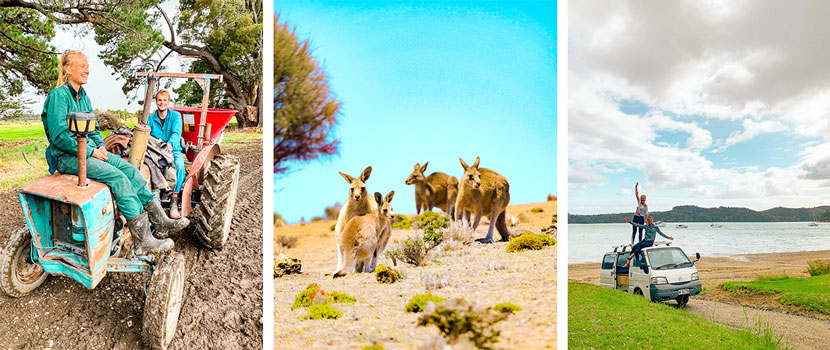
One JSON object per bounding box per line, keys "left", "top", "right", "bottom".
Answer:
{"left": 391, "top": 214, "right": 412, "bottom": 229}
{"left": 417, "top": 298, "right": 512, "bottom": 349}
{"left": 276, "top": 235, "right": 298, "bottom": 248}
{"left": 422, "top": 273, "right": 451, "bottom": 291}
{"left": 361, "top": 342, "right": 384, "bottom": 350}
{"left": 807, "top": 260, "right": 830, "bottom": 276}
{"left": 530, "top": 207, "right": 544, "bottom": 213}
{"left": 292, "top": 284, "right": 321, "bottom": 309}
{"left": 506, "top": 232, "right": 556, "bottom": 253}
{"left": 300, "top": 304, "right": 342, "bottom": 320}
{"left": 406, "top": 293, "right": 446, "bottom": 313}
{"left": 329, "top": 291, "right": 356, "bottom": 304}
{"left": 412, "top": 212, "right": 450, "bottom": 241}
{"left": 329, "top": 223, "right": 336, "bottom": 231}
{"left": 375, "top": 265, "right": 401, "bottom": 284}
{"left": 385, "top": 235, "right": 435, "bottom": 266}
{"left": 493, "top": 303, "right": 522, "bottom": 314}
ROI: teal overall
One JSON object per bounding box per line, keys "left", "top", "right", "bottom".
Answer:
{"left": 41, "top": 82, "right": 154, "bottom": 219}
{"left": 147, "top": 109, "right": 185, "bottom": 192}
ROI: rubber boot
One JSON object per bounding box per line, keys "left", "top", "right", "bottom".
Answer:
{"left": 169, "top": 193, "right": 181, "bottom": 219}
{"left": 144, "top": 198, "right": 189, "bottom": 239}
{"left": 128, "top": 212, "right": 174, "bottom": 255}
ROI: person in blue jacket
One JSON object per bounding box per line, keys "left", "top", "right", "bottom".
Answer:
{"left": 147, "top": 89, "right": 186, "bottom": 218}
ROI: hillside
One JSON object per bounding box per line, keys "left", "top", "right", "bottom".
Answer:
{"left": 569, "top": 205, "right": 830, "bottom": 224}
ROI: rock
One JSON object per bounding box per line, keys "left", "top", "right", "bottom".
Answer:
{"left": 274, "top": 254, "right": 301, "bottom": 277}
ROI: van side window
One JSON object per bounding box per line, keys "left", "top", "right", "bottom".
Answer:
{"left": 601, "top": 254, "right": 615, "bottom": 270}
{"left": 633, "top": 253, "right": 645, "bottom": 267}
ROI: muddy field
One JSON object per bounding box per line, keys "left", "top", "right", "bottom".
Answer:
{"left": 569, "top": 250, "right": 830, "bottom": 350}
{"left": 274, "top": 200, "right": 557, "bottom": 349}
{"left": 0, "top": 136, "right": 263, "bottom": 350}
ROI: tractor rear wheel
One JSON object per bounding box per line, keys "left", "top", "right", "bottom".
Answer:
{"left": 142, "top": 252, "right": 186, "bottom": 350}
{"left": 0, "top": 227, "right": 48, "bottom": 297}
{"left": 193, "top": 153, "right": 241, "bottom": 249}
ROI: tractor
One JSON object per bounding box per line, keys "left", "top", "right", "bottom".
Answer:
{"left": 0, "top": 72, "right": 241, "bottom": 349}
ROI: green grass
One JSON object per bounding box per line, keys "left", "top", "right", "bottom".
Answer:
{"left": 569, "top": 282, "right": 786, "bottom": 350}
{"left": 720, "top": 274, "right": 830, "bottom": 315}
{"left": 0, "top": 120, "right": 259, "bottom": 193}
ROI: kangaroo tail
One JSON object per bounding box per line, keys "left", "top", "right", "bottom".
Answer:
{"left": 496, "top": 210, "right": 510, "bottom": 241}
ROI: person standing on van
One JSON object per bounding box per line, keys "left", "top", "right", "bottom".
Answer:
{"left": 622, "top": 215, "right": 672, "bottom": 268}
{"left": 631, "top": 182, "right": 648, "bottom": 243}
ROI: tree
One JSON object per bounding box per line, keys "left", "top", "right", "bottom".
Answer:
{"left": 0, "top": 6, "right": 58, "bottom": 119}
{"left": 0, "top": 0, "right": 262, "bottom": 127}
{"left": 274, "top": 15, "right": 341, "bottom": 174}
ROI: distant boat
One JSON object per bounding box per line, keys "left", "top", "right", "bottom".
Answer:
{"left": 710, "top": 223, "right": 723, "bottom": 228}
{"left": 676, "top": 224, "right": 688, "bottom": 229}
{"left": 809, "top": 222, "right": 819, "bottom": 227}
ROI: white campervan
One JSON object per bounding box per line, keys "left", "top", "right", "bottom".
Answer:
{"left": 600, "top": 242, "right": 702, "bottom": 306}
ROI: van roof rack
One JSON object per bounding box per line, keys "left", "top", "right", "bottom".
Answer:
{"left": 612, "top": 244, "right": 631, "bottom": 253}
{"left": 652, "top": 240, "right": 672, "bottom": 246}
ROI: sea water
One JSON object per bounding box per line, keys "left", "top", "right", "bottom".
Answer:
{"left": 568, "top": 222, "right": 830, "bottom": 263}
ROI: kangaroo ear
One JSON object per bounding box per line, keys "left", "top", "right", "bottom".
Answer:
{"left": 414, "top": 163, "right": 420, "bottom": 170}
{"left": 374, "top": 192, "right": 383, "bottom": 205}
{"left": 339, "top": 171, "right": 355, "bottom": 184}
{"left": 385, "top": 190, "right": 395, "bottom": 203}
{"left": 472, "top": 157, "right": 480, "bottom": 168}
{"left": 421, "top": 162, "right": 428, "bottom": 172}
{"left": 360, "top": 166, "right": 372, "bottom": 182}
{"left": 460, "top": 158, "right": 469, "bottom": 170}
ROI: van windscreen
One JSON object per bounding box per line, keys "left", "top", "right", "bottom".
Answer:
{"left": 647, "top": 248, "right": 693, "bottom": 270}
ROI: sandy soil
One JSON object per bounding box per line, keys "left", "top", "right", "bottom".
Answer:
{"left": 275, "top": 200, "right": 557, "bottom": 349}
{"left": 569, "top": 249, "right": 830, "bottom": 350}
{"left": 0, "top": 138, "right": 263, "bottom": 350}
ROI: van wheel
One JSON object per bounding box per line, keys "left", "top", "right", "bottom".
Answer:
{"left": 634, "top": 288, "right": 643, "bottom": 297}
{"left": 676, "top": 295, "right": 690, "bottom": 307}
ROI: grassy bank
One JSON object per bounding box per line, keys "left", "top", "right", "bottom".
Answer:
{"left": 720, "top": 274, "right": 830, "bottom": 315}
{"left": 568, "top": 282, "right": 785, "bottom": 349}
{"left": 0, "top": 120, "right": 260, "bottom": 192}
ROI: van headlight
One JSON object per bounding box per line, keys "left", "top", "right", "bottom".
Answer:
{"left": 691, "top": 272, "right": 699, "bottom": 281}
{"left": 651, "top": 277, "right": 668, "bottom": 285}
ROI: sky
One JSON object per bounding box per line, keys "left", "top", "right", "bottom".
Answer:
{"left": 569, "top": 1, "right": 830, "bottom": 214}
{"left": 274, "top": 1, "right": 557, "bottom": 223}
{"left": 21, "top": 1, "right": 190, "bottom": 114}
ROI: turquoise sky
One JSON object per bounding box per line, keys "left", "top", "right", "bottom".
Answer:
{"left": 275, "top": 1, "right": 557, "bottom": 223}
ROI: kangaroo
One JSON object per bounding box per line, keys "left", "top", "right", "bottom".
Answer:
{"left": 446, "top": 176, "right": 459, "bottom": 220}
{"left": 334, "top": 166, "right": 377, "bottom": 271}
{"left": 455, "top": 157, "right": 511, "bottom": 243}
{"left": 334, "top": 191, "right": 394, "bottom": 278}
{"left": 405, "top": 162, "right": 450, "bottom": 214}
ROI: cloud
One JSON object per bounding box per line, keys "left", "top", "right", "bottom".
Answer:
{"left": 569, "top": 0, "right": 830, "bottom": 211}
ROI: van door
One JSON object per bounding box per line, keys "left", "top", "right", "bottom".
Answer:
{"left": 629, "top": 252, "right": 651, "bottom": 300}
{"left": 599, "top": 254, "right": 616, "bottom": 288}
{"left": 615, "top": 254, "right": 630, "bottom": 291}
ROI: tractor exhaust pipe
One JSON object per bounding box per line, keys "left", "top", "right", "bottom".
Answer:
{"left": 77, "top": 136, "right": 88, "bottom": 187}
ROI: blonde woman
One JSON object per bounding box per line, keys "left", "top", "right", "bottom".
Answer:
{"left": 41, "top": 51, "right": 187, "bottom": 254}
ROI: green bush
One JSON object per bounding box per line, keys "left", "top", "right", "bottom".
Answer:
{"left": 530, "top": 207, "right": 544, "bottom": 213}
{"left": 361, "top": 342, "right": 384, "bottom": 350}
{"left": 807, "top": 260, "right": 830, "bottom": 276}
{"left": 391, "top": 214, "right": 412, "bottom": 229}
{"left": 375, "top": 265, "right": 401, "bottom": 284}
{"left": 405, "top": 293, "right": 446, "bottom": 313}
{"left": 292, "top": 284, "right": 321, "bottom": 309}
{"left": 417, "top": 298, "right": 511, "bottom": 349}
{"left": 330, "top": 291, "right": 356, "bottom": 304}
{"left": 329, "top": 223, "right": 336, "bottom": 231}
{"left": 300, "top": 304, "right": 342, "bottom": 320}
{"left": 506, "top": 232, "right": 556, "bottom": 253}
{"left": 412, "top": 212, "right": 449, "bottom": 245}
{"left": 493, "top": 302, "right": 522, "bottom": 314}
{"left": 385, "top": 235, "right": 431, "bottom": 266}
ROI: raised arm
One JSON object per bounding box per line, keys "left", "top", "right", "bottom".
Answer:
{"left": 624, "top": 217, "right": 647, "bottom": 229}
{"left": 655, "top": 227, "right": 673, "bottom": 240}
{"left": 635, "top": 182, "right": 640, "bottom": 202}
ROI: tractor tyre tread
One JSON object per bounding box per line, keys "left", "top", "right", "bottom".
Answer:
{"left": 0, "top": 227, "right": 48, "bottom": 297}
{"left": 142, "top": 251, "right": 186, "bottom": 350}
{"left": 193, "top": 153, "right": 241, "bottom": 249}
